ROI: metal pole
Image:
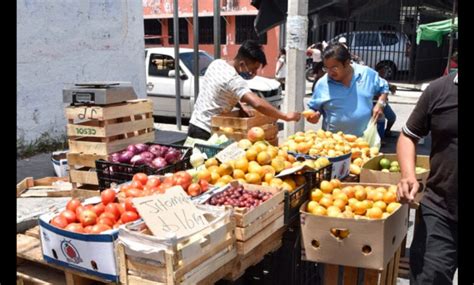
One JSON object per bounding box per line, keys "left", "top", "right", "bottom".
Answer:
{"left": 173, "top": 0, "right": 182, "bottom": 130}
{"left": 193, "top": 0, "right": 199, "bottom": 102}
{"left": 214, "top": 0, "right": 221, "bottom": 58}
{"left": 445, "top": 0, "right": 457, "bottom": 75}
{"left": 283, "top": 0, "right": 308, "bottom": 138}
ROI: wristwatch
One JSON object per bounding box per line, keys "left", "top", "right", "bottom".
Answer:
{"left": 377, "top": 99, "right": 387, "bottom": 108}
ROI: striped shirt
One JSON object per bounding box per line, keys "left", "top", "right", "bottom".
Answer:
{"left": 190, "top": 59, "right": 251, "bottom": 132}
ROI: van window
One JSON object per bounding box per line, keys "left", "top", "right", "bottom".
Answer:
{"left": 180, "top": 52, "right": 214, "bottom": 76}
{"left": 354, "top": 33, "right": 381, "bottom": 47}
{"left": 381, "top": 33, "right": 399, "bottom": 46}
{"left": 149, "top": 54, "right": 175, "bottom": 77}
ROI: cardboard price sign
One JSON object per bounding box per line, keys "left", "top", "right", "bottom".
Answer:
{"left": 275, "top": 165, "right": 313, "bottom": 178}
{"left": 133, "top": 186, "right": 210, "bottom": 239}
{"left": 215, "top": 142, "right": 245, "bottom": 163}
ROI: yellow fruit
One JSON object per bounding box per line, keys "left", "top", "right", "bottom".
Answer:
{"left": 319, "top": 196, "right": 334, "bottom": 208}
{"left": 327, "top": 206, "right": 342, "bottom": 217}
{"left": 320, "top": 181, "right": 334, "bottom": 194}
{"left": 207, "top": 165, "right": 219, "bottom": 174}
{"left": 333, "top": 199, "right": 346, "bottom": 211}
{"left": 270, "top": 158, "right": 285, "bottom": 173}
{"left": 372, "top": 191, "right": 384, "bottom": 202}
{"left": 248, "top": 162, "right": 263, "bottom": 176}
{"left": 218, "top": 175, "right": 233, "bottom": 184}
{"left": 348, "top": 198, "right": 358, "bottom": 207}
{"left": 334, "top": 192, "right": 348, "bottom": 204}
{"left": 238, "top": 139, "right": 253, "bottom": 149}
{"left": 353, "top": 201, "right": 367, "bottom": 215}
{"left": 210, "top": 172, "right": 221, "bottom": 184}
{"left": 245, "top": 173, "right": 261, "bottom": 184}
{"left": 311, "top": 189, "right": 324, "bottom": 202}
{"left": 205, "top": 158, "right": 219, "bottom": 168}
{"left": 234, "top": 157, "right": 249, "bottom": 172}
{"left": 247, "top": 127, "right": 265, "bottom": 143}
{"left": 284, "top": 161, "right": 293, "bottom": 169}
{"left": 267, "top": 147, "right": 279, "bottom": 159}
{"left": 367, "top": 207, "right": 383, "bottom": 219}
{"left": 307, "top": 201, "right": 319, "bottom": 213}
{"left": 383, "top": 191, "right": 397, "bottom": 204}
{"left": 350, "top": 164, "right": 361, "bottom": 175}
{"left": 302, "top": 109, "right": 316, "bottom": 118}
{"left": 283, "top": 178, "right": 297, "bottom": 190}
{"left": 382, "top": 212, "right": 390, "bottom": 219}
{"left": 253, "top": 141, "right": 268, "bottom": 152}
{"left": 332, "top": 188, "right": 341, "bottom": 196}
{"left": 342, "top": 186, "right": 355, "bottom": 198}
{"left": 264, "top": 172, "right": 275, "bottom": 183}
{"left": 246, "top": 148, "right": 258, "bottom": 161}
{"left": 257, "top": 151, "right": 272, "bottom": 165}
{"left": 311, "top": 205, "right": 327, "bottom": 216}
{"left": 330, "top": 179, "right": 341, "bottom": 189}
{"left": 217, "top": 163, "right": 233, "bottom": 176}
{"left": 354, "top": 188, "right": 367, "bottom": 201}
{"left": 373, "top": 201, "right": 387, "bottom": 212}
{"left": 233, "top": 169, "right": 246, "bottom": 179}
{"left": 198, "top": 169, "right": 212, "bottom": 182}
{"left": 386, "top": 202, "right": 401, "bottom": 214}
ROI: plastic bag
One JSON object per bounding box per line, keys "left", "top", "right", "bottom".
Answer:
{"left": 362, "top": 118, "right": 381, "bottom": 149}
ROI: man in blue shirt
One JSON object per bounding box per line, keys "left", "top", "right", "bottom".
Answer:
{"left": 306, "top": 43, "right": 390, "bottom": 137}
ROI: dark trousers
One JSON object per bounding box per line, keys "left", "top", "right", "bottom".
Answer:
{"left": 187, "top": 123, "right": 211, "bottom": 140}
{"left": 410, "top": 203, "right": 458, "bottom": 285}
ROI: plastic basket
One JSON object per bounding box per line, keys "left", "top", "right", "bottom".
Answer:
{"left": 95, "top": 143, "right": 192, "bottom": 190}
{"left": 194, "top": 140, "right": 234, "bottom": 158}
{"left": 283, "top": 163, "right": 332, "bottom": 225}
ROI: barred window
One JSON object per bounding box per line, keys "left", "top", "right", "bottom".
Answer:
{"left": 235, "top": 16, "right": 267, "bottom": 45}
{"left": 144, "top": 19, "right": 162, "bottom": 45}
{"left": 198, "top": 17, "right": 226, "bottom": 44}
{"left": 168, "top": 18, "right": 189, "bottom": 44}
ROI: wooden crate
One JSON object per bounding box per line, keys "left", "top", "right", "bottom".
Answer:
{"left": 17, "top": 177, "right": 71, "bottom": 198}
{"left": 212, "top": 123, "right": 279, "bottom": 142}
{"left": 321, "top": 246, "right": 402, "bottom": 285}
{"left": 117, "top": 209, "right": 237, "bottom": 285}
{"left": 66, "top": 99, "right": 154, "bottom": 155}
{"left": 17, "top": 226, "right": 114, "bottom": 285}
{"left": 211, "top": 110, "right": 277, "bottom": 130}
{"left": 67, "top": 153, "right": 107, "bottom": 187}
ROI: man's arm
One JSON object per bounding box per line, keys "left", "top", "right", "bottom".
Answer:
{"left": 397, "top": 132, "right": 420, "bottom": 203}
{"left": 240, "top": 92, "right": 301, "bottom": 121}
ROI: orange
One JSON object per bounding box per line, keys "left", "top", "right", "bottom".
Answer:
{"left": 373, "top": 201, "right": 387, "bottom": 212}
{"left": 311, "top": 205, "right": 327, "bottom": 216}
{"left": 234, "top": 157, "right": 249, "bottom": 172}
{"left": 307, "top": 201, "right": 319, "bottom": 213}
{"left": 327, "top": 206, "right": 342, "bottom": 217}
{"left": 205, "top": 158, "right": 219, "bottom": 168}
{"left": 246, "top": 148, "right": 258, "bottom": 161}
{"left": 367, "top": 207, "right": 383, "bottom": 219}
{"left": 210, "top": 172, "right": 221, "bottom": 184}
{"left": 353, "top": 201, "right": 367, "bottom": 215}
{"left": 333, "top": 199, "right": 347, "bottom": 211}
{"left": 372, "top": 191, "right": 384, "bottom": 202}
{"left": 319, "top": 196, "right": 334, "bottom": 208}
{"left": 245, "top": 173, "right": 261, "bottom": 184}
{"left": 233, "top": 169, "right": 246, "bottom": 180}
{"left": 320, "top": 181, "right": 334, "bottom": 194}
{"left": 354, "top": 188, "right": 367, "bottom": 201}
{"left": 334, "top": 192, "right": 348, "bottom": 204}
{"left": 330, "top": 179, "right": 341, "bottom": 189}
{"left": 257, "top": 151, "right": 272, "bottom": 165}
{"left": 311, "top": 189, "right": 324, "bottom": 202}
{"left": 383, "top": 191, "right": 397, "bottom": 204}
{"left": 386, "top": 202, "right": 401, "bottom": 214}
{"left": 342, "top": 186, "right": 355, "bottom": 198}
{"left": 198, "top": 169, "right": 212, "bottom": 182}
{"left": 264, "top": 172, "right": 275, "bottom": 183}
{"left": 217, "top": 163, "right": 233, "bottom": 176}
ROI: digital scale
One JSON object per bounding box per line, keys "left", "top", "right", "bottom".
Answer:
{"left": 63, "top": 82, "right": 138, "bottom": 105}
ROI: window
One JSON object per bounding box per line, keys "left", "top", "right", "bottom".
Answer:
{"left": 179, "top": 52, "right": 214, "bottom": 76}
{"left": 381, "top": 33, "right": 399, "bottom": 46}
{"left": 236, "top": 16, "right": 267, "bottom": 44}
{"left": 148, "top": 54, "right": 175, "bottom": 77}
{"left": 144, "top": 19, "right": 162, "bottom": 45}
{"left": 168, "top": 18, "right": 189, "bottom": 44}
{"left": 198, "top": 17, "right": 226, "bottom": 44}
{"left": 354, "top": 33, "right": 380, "bottom": 47}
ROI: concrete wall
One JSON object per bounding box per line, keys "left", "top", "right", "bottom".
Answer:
{"left": 17, "top": 0, "right": 146, "bottom": 143}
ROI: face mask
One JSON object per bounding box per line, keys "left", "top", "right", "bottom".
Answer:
{"left": 239, "top": 62, "right": 255, "bottom": 80}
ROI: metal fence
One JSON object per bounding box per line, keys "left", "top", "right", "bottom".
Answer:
{"left": 307, "top": 0, "right": 456, "bottom": 83}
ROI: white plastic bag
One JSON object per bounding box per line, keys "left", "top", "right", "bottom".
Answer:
{"left": 362, "top": 118, "right": 381, "bottom": 149}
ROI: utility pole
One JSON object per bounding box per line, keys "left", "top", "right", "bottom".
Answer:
{"left": 213, "top": 0, "right": 221, "bottom": 58}
{"left": 193, "top": 0, "right": 199, "bottom": 102}
{"left": 283, "top": 0, "right": 308, "bottom": 138}
{"left": 173, "top": 0, "right": 181, "bottom": 130}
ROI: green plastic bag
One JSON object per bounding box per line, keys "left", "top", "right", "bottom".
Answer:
{"left": 362, "top": 118, "right": 381, "bottom": 149}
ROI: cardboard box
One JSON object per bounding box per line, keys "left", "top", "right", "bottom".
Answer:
{"left": 38, "top": 196, "right": 119, "bottom": 282}
{"left": 327, "top": 152, "right": 352, "bottom": 179}
{"left": 51, "top": 150, "right": 69, "bottom": 177}
{"left": 360, "top": 154, "right": 430, "bottom": 201}
{"left": 300, "top": 183, "right": 409, "bottom": 270}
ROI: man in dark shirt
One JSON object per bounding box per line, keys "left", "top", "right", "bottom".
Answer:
{"left": 397, "top": 72, "right": 458, "bottom": 284}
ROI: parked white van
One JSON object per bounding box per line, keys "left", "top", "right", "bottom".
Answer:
{"left": 145, "top": 47, "right": 283, "bottom": 118}
{"left": 331, "top": 31, "right": 411, "bottom": 79}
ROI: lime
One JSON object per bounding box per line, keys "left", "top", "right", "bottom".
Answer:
{"left": 390, "top": 161, "right": 399, "bottom": 167}
{"left": 379, "top": 158, "right": 391, "bottom": 170}
{"left": 389, "top": 166, "right": 400, "bottom": 172}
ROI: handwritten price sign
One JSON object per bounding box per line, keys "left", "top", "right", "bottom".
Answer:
{"left": 132, "top": 186, "right": 210, "bottom": 239}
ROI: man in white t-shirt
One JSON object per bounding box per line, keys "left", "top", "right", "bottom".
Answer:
{"left": 188, "top": 40, "right": 301, "bottom": 140}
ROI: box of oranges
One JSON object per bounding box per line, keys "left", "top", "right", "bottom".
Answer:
{"left": 299, "top": 181, "right": 408, "bottom": 270}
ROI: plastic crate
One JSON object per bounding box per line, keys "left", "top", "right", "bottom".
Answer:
{"left": 194, "top": 140, "right": 234, "bottom": 158}
{"left": 283, "top": 163, "right": 332, "bottom": 225}
{"left": 95, "top": 143, "right": 192, "bottom": 190}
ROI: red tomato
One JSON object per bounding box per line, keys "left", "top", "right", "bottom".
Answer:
{"left": 105, "top": 203, "right": 121, "bottom": 220}
{"left": 65, "top": 223, "right": 85, "bottom": 233}
{"left": 133, "top": 173, "right": 148, "bottom": 186}
{"left": 60, "top": 210, "right": 77, "bottom": 224}
{"left": 90, "top": 224, "right": 112, "bottom": 234}
{"left": 149, "top": 186, "right": 160, "bottom": 193}
{"left": 97, "top": 217, "right": 115, "bottom": 227}
{"left": 92, "top": 203, "right": 105, "bottom": 217}
{"left": 163, "top": 176, "right": 176, "bottom": 186}
{"left": 50, "top": 215, "right": 69, "bottom": 229}
{"left": 84, "top": 225, "right": 93, "bottom": 233}
{"left": 84, "top": 204, "right": 94, "bottom": 211}
{"left": 120, "top": 184, "right": 131, "bottom": 193}
{"left": 117, "top": 203, "right": 126, "bottom": 215}
{"left": 75, "top": 205, "right": 85, "bottom": 218}
{"left": 187, "top": 183, "right": 202, "bottom": 197}
{"left": 66, "top": 198, "right": 82, "bottom": 213}
{"left": 79, "top": 210, "right": 97, "bottom": 227}
{"left": 146, "top": 177, "right": 161, "bottom": 188}
{"left": 173, "top": 171, "right": 192, "bottom": 191}
{"left": 121, "top": 211, "right": 139, "bottom": 223}
{"left": 130, "top": 180, "right": 144, "bottom": 190}
{"left": 157, "top": 182, "right": 173, "bottom": 193}
{"left": 199, "top": 179, "right": 210, "bottom": 192}
{"left": 99, "top": 212, "right": 117, "bottom": 222}
{"left": 124, "top": 197, "right": 137, "bottom": 213}
{"left": 101, "top": 189, "right": 116, "bottom": 205}
{"left": 125, "top": 188, "right": 142, "bottom": 198}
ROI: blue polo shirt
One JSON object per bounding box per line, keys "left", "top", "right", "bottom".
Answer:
{"left": 307, "top": 63, "right": 389, "bottom": 137}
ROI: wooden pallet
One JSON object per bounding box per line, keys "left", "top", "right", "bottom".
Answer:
{"left": 66, "top": 99, "right": 154, "bottom": 156}
{"left": 17, "top": 177, "right": 72, "bottom": 198}
{"left": 321, "top": 246, "right": 402, "bottom": 285}
{"left": 117, "top": 213, "right": 236, "bottom": 285}
{"left": 17, "top": 226, "right": 114, "bottom": 285}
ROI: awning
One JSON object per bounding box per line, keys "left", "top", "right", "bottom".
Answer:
{"left": 416, "top": 17, "right": 458, "bottom": 47}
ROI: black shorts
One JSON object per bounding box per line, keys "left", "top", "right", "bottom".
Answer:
{"left": 187, "top": 123, "right": 211, "bottom": 140}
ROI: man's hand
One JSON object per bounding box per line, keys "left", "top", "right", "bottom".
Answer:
{"left": 305, "top": 110, "right": 321, "bottom": 124}
{"left": 284, "top": 112, "right": 301, "bottom": 122}
{"left": 372, "top": 104, "right": 384, "bottom": 120}
{"left": 397, "top": 177, "right": 420, "bottom": 204}
{"left": 237, "top": 102, "right": 254, "bottom": 117}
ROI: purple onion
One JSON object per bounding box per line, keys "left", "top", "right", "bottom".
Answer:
{"left": 130, "top": 154, "right": 145, "bottom": 165}
{"left": 126, "top": 144, "right": 139, "bottom": 154}
{"left": 140, "top": 151, "right": 155, "bottom": 162}
{"left": 134, "top": 143, "right": 149, "bottom": 153}
{"left": 160, "top": 145, "right": 169, "bottom": 155}
{"left": 151, "top": 157, "right": 168, "bottom": 169}
{"left": 119, "top": 150, "right": 135, "bottom": 163}
{"left": 109, "top": 152, "right": 121, "bottom": 163}
{"left": 164, "top": 149, "right": 181, "bottom": 164}
{"left": 148, "top": 144, "right": 164, "bottom": 157}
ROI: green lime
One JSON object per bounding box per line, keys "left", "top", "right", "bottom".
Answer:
{"left": 390, "top": 161, "right": 399, "bottom": 167}
{"left": 379, "top": 158, "right": 391, "bottom": 169}
{"left": 389, "top": 166, "right": 400, "bottom": 172}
